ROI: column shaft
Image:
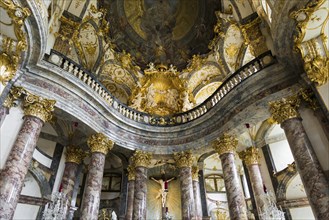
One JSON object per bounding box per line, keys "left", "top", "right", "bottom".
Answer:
{"left": 133, "top": 166, "right": 148, "bottom": 220}
{"left": 126, "top": 180, "right": 135, "bottom": 220}
{"left": 247, "top": 164, "right": 265, "bottom": 217}
{"left": 81, "top": 152, "right": 106, "bottom": 220}
{"left": 220, "top": 153, "right": 248, "bottom": 220}
{"left": 179, "top": 166, "right": 196, "bottom": 220}
{"left": 0, "top": 106, "right": 8, "bottom": 126}
{"left": 193, "top": 180, "right": 202, "bottom": 219}
{"left": 61, "top": 162, "right": 79, "bottom": 202}
{"left": 282, "top": 118, "right": 329, "bottom": 219}
{"left": 0, "top": 116, "right": 43, "bottom": 219}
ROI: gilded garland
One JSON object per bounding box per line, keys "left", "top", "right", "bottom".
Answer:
{"left": 87, "top": 133, "right": 114, "bottom": 155}
{"left": 212, "top": 133, "right": 238, "bottom": 156}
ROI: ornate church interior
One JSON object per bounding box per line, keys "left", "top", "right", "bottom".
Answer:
{"left": 0, "top": 0, "right": 329, "bottom": 219}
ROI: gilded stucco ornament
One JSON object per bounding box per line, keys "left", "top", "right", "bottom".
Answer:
{"left": 2, "top": 86, "right": 25, "bottom": 108}
{"left": 304, "top": 55, "right": 329, "bottom": 86}
{"left": 299, "top": 88, "right": 319, "bottom": 111}
{"left": 127, "top": 165, "right": 136, "bottom": 181}
{"left": 239, "top": 146, "right": 260, "bottom": 166}
{"left": 173, "top": 151, "right": 194, "bottom": 168}
{"left": 191, "top": 166, "right": 199, "bottom": 181}
{"left": 131, "top": 150, "right": 152, "bottom": 168}
{"left": 212, "top": 133, "right": 238, "bottom": 156}
{"left": 269, "top": 95, "right": 301, "bottom": 124}
{"left": 87, "top": 133, "right": 114, "bottom": 155}
{"left": 65, "top": 145, "right": 86, "bottom": 164}
{"left": 23, "top": 94, "right": 56, "bottom": 123}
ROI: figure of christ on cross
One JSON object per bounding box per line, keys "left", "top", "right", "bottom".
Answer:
{"left": 151, "top": 176, "right": 175, "bottom": 208}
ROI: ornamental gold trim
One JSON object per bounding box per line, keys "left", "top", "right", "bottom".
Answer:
{"left": 173, "top": 151, "right": 194, "bottom": 168}
{"left": 239, "top": 146, "right": 260, "bottom": 166}
{"left": 23, "top": 94, "right": 56, "bottom": 123}
{"left": 131, "top": 150, "right": 152, "bottom": 168}
{"left": 304, "top": 55, "right": 329, "bottom": 86}
{"left": 87, "top": 133, "right": 113, "bottom": 155}
{"left": 2, "top": 86, "right": 25, "bottom": 108}
{"left": 65, "top": 145, "right": 86, "bottom": 164}
{"left": 127, "top": 164, "right": 136, "bottom": 181}
{"left": 192, "top": 166, "right": 199, "bottom": 181}
{"left": 212, "top": 133, "right": 238, "bottom": 156}
{"left": 269, "top": 95, "right": 300, "bottom": 124}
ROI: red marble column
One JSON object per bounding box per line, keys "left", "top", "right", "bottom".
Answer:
{"left": 174, "top": 151, "right": 196, "bottom": 220}
{"left": 81, "top": 133, "right": 113, "bottom": 220}
{"left": 213, "top": 133, "right": 248, "bottom": 220}
{"left": 126, "top": 165, "right": 135, "bottom": 220}
{"left": 270, "top": 96, "right": 329, "bottom": 220}
{"left": 0, "top": 94, "right": 55, "bottom": 219}
{"left": 131, "top": 150, "right": 152, "bottom": 220}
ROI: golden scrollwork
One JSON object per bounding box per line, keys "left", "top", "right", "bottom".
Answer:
{"left": 23, "top": 94, "right": 56, "bottom": 123}
{"left": 191, "top": 165, "right": 199, "bottom": 181}
{"left": 304, "top": 55, "right": 329, "bottom": 86}
{"left": 65, "top": 145, "right": 86, "bottom": 164}
{"left": 173, "top": 151, "right": 194, "bottom": 168}
{"left": 127, "top": 164, "right": 136, "bottom": 181}
{"left": 131, "top": 150, "right": 152, "bottom": 168}
{"left": 268, "top": 95, "right": 301, "bottom": 124}
{"left": 239, "top": 146, "right": 260, "bottom": 166}
{"left": 87, "top": 133, "right": 114, "bottom": 155}
{"left": 2, "top": 86, "right": 25, "bottom": 108}
{"left": 240, "top": 16, "right": 267, "bottom": 57}
{"left": 299, "top": 88, "right": 319, "bottom": 111}
{"left": 212, "top": 133, "right": 238, "bottom": 156}
{"left": 184, "top": 54, "right": 207, "bottom": 73}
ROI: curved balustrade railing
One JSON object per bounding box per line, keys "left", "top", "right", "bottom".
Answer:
{"left": 47, "top": 50, "right": 276, "bottom": 127}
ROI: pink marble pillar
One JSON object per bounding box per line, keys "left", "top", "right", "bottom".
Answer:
{"left": 0, "top": 94, "right": 55, "bottom": 219}
{"left": 131, "top": 151, "right": 152, "bottom": 220}
{"left": 192, "top": 166, "right": 202, "bottom": 220}
{"left": 60, "top": 145, "right": 85, "bottom": 203}
{"left": 270, "top": 97, "right": 329, "bottom": 219}
{"left": 174, "top": 151, "right": 196, "bottom": 220}
{"left": 0, "top": 106, "right": 8, "bottom": 126}
{"left": 126, "top": 165, "right": 135, "bottom": 220}
{"left": 81, "top": 133, "right": 113, "bottom": 220}
{"left": 213, "top": 134, "right": 248, "bottom": 220}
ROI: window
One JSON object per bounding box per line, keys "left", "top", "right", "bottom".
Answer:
{"left": 101, "top": 173, "right": 121, "bottom": 192}
{"left": 205, "top": 174, "right": 226, "bottom": 192}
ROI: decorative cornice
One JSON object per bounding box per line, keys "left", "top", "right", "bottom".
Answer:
{"left": 87, "top": 133, "right": 113, "bottom": 155}
{"left": 65, "top": 145, "right": 86, "bottom": 164}
{"left": 23, "top": 94, "right": 56, "bottom": 123}
{"left": 173, "top": 151, "right": 194, "bottom": 168}
{"left": 269, "top": 95, "right": 300, "bottom": 124}
{"left": 192, "top": 166, "right": 199, "bottom": 181}
{"left": 212, "top": 133, "right": 238, "bottom": 156}
{"left": 127, "top": 165, "right": 136, "bottom": 181}
{"left": 239, "top": 146, "right": 260, "bottom": 166}
{"left": 2, "top": 86, "right": 25, "bottom": 108}
{"left": 131, "top": 150, "right": 152, "bottom": 168}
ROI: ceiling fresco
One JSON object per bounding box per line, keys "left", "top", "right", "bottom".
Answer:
{"left": 99, "top": 0, "right": 219, "bottom": 70}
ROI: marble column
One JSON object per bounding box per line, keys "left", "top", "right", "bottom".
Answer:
{"left": 132, "top": 150, "right": 152, "bottom": 220}
{"left": 270, "top": 96, "right": 329, "bottom": 220}
{"left": 1, "top": 86, "right": 24, "bottom": 126}
{"left": 239, "top": 147, "right": 265, "bottom": 218}
{"left": 213, "top": 133, "right": 248, "bottom": 220}
{"left": 0, "top": 94, "right": 55, "bottom": 220}
{"left": 61, "top": 145, "right": 85, "bottom": 203}
{"left": 174, "top": 151, "right": 196, "bottom": 220}
{"left": 126, "top": 165, "right": 135, "bottom": 220}
{"left": 80, "top": 133, "right": 114, "bottom": 220}
{"left": 192, "top": 166, "right": 202, "bottom": 220}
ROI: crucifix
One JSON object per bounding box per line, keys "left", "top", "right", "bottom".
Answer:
{"left": 151, "top": 176, "right": 175, "bottom": 208}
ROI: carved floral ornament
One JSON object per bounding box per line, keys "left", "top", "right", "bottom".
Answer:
{"left": 3, "top": 86, "right": 25, "bottom": 108}
{"left": 65, "top": 145, "right": 86, "bottom": 164}
{"left": 23, "top": 94, "right": 56, "bottom": 123}
{"left": 131, "top": 150, "right": 152, "bottom": 168}
{"left": 87, "top": 133, "right": 114, "bottom": 155}
{"left": 268, "top": 95, "right": 301, "bottom": 124}
{"left": 173, "top": 151, "right": 194, "bottom": 168}
{"left": 239, "top": 146, "right": 260, "bottom": 166}
{"left": 212, "top": 133, "right": 238, "bottom": 156}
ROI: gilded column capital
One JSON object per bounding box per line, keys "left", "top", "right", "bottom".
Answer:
{"left": 3, "top": 86, "right": 25, "bottom": 108}
{"left": 173, "top": 151, "right": 194, "bottom": 168}
{"left": 212, "top": 133, "right": 238, "bottom": 156}
{"left": 65, "top": 145, "right": 86, "bottom": 164}
{"left": 23, "top": 94, "right": 56, "bottom": 123}
{"left": 131, "top": 150, "right": 152, "bottom": 167}
{"left": 87, "top": 133, "right": 114, "bottom": 155}
{"left": 127, "top": 165, "right": 136, "bottom": 181}
{"left": 192, "top": 166, "right": 199, "bottom": 181}
{"left": 239, "top": 146, "right": 260, "bottom": 166}
{"left": 269, "top": 95, "right": 300, "bottom": 124}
